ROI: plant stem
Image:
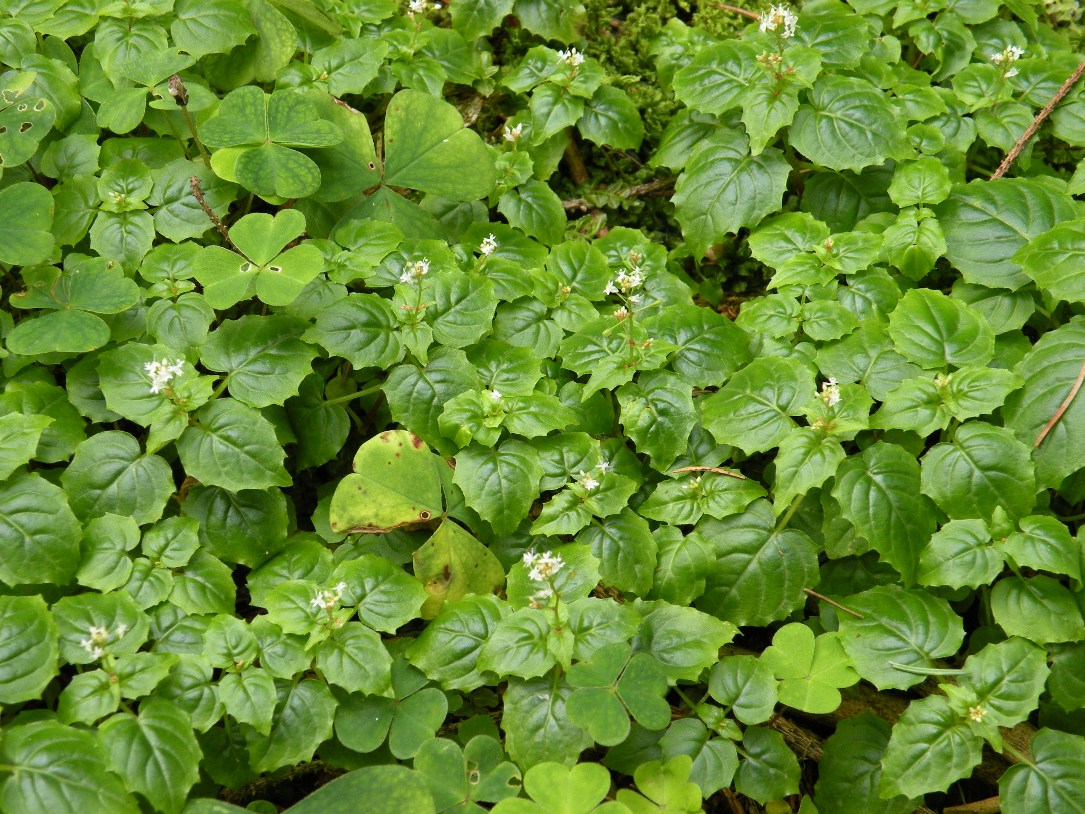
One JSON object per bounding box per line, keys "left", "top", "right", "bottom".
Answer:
{"left": 323, "top": 382, "right": 384, "bottom": 406}
{"left": 774, "top": 494, "right": 804, "bottom": 533}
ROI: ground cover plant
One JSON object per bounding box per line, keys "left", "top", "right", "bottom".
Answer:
{"left": 2, "top": 0, "right": 1085, "bottom": 811}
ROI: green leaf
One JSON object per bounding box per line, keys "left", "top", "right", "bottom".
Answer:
{"left": 182, "top": 486, "right": 287, "bottom": 567}
{"left": 61, "top": 431, "right": 173, "bottom": 525}
{"left": 887, "top": 288, "right": 994, "bottom": 370}
{"left": 177, "top": 399, "right": 290, "bottom": 491}
{"left": 997, "top": 516, "right": 1080, "bottom": 579}
{"left": 0, "top": 413, "right": 51, "bottom": 479}
{"left": 645, "top": 304, "right": 751, "bottom": 387}
{"left": 0, "top": 595, "right": 58, "bottom": 704}
{"left": 383, "top": 89, "right": 496, "bottom": 200}
{"left": 617, "top": 372, "right": 695, "bottom": 469}
{"left": 918, "top": 519, "right": 1002, "bottom": 589}
{"left": 697, "top": 500, "right": 820, "bottom": 627}
{"left": 879, "top": 696, "right": 983, "bottom": 798}
{"left": 936, "top": 177, "right": 1079, "bottom": 290}
{"left": 707, "top": 655, "right": 778, "bottom": 725}
{"left": 672, "top": 41, "right": 759, "bottom": 115}
{"left": 579, "top": 86, "right": 643, "bottom": 149}
{"left": 673, "top": 130, "right": 791, "bottom": 258}
{"left": 887, "top": 156, "right": 952, "bottom": 207}
{"left": 991, "top": 575, "right": 1085, "bottom": 644}
{"left": 219, "top": 668, "right": 277, "bottom": 734}
{"left": 451, "top": 0, "right": 515, "bottom": 39}
{"left": 246, "top": 679, "right": 336, "bottom": 773}
{"left": 407, "top": 594, "right": 508, "bottom": 691}
{"left": 632, "top": 599, "right": 737, "bottom": 683}
{"left": 790, "top": 76, "right": 907, "bottom": 172}
{"left": 286, "top": 764, "right": 435, "bottom": 814}
{"left": 0, "top": 182, "right": 55, "bottom": 265}
{"left": 0, "top": 473, "right": 81, "bottom": 586}
{"left": 502, "top": 676, "right": 593, "bottom": 768}
{"left": 454, "top": 440, "right": 542, "bottom": 535}
{"left": 304, "top": 293, "right": 403, "bottom": 369}
{"left": 1015, "top": 217, "right": 1085, "bottom": 303}
{"left": 659, "top": 719, "right": 738, "bottom": 797}
{"left": 99, "top": 700, "right": 202, "bottom": 814}
{"left": 498, "top": 179, "right": 567, "bottom": 245}
{"left": 314, "top": 622, "right": 393, "bottom": 694}
{"left": 733, "top": 726, "right": 800, "bottom": 803}
{"left": 577, "top": 509, "right": 656, "bottom": 596}
{"left": 412, "top": 520, "right": 506, "bottom": 619}
{"left": 529, "top": 83, "right": 586, "bottom": 143}
{"left": 815, "top": 714, "right": 915, "bottom": 814}
{"left": 772, "top": 427, "right": 845, "bottom": 510}
{"left": 836, "top": 586, "right": 965, "bottom": 690}
{"left": 493, "top": 762, "right": 616, "bottom": 814}
{"left": 921, "top": 422, "right": 1036, "bottom": 520}
{"left": 478, "top": 608, "right": 556, "bottom": 679}
{"left": 1000, "top": 729, "right": 1085, "bottom": 814}
{"left": 0, "top": 721, "right": 138, "bottom": 813}
{"left": 199, "top": 315, "right": 315, "bottom": 408}
{"left": 960, "top": 638, "right": 1048, "bottom": 728}
{"left": 7, "top": 309, "right": 110, "bottom": 356}
{"left": 701, "top": 357, "right": 815, "bottom": 454}
{"left": 430, "top": 273, "right": 498, "bottom": 348}
{"left": 1004, "top": 318, "right": 1085, "bottom": 487}
{"left": 329, "top": 430, "right": 444, "bottom": 535}
{"left": 332, "top": 554, "right": 428, "bottom": 632}
{"left": 760, "top": 624, "right": 859, "bottom": 714}
{"left": 171, "top": 0, "right": 254, "bottom": 58}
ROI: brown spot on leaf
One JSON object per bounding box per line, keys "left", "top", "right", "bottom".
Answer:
{"left": 410, "top": 433, "right": 424, "bottom": 449}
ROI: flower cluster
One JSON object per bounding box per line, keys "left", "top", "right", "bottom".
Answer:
{"left": 523, "top": 550, "right": 565, "bottom": 582}
{"left": 577, "top": 470, "right": 599, "bottom": 491}
{"left": 967, "top": 705, "right": 988, "bottom": 723}
{"left": 990, "top": 44, "right": 1024, "bottom": 77}
{"left": 558, "top": 48, "right": 585, "bottom": 69}
{"left": 759, "top": 4, "right": 798, "bottom": 38}
{"left": 480, "top": 234, "right": 498, "bottom": 256}
{"left": 819, "top": 377, "right": 840, "bottom": 408}
{"left": 311, "top": 581, "right": 347, "bottom": 613}
{"left": 80, "top": 623, "right": 127, "bottom": 660}
{"left": 406, "top": 0, "right": 440, "bottom": 17}
{"left": 399, "top": 258, "right": 430, "bottom": 285}
{"left": 604, "top": 266, "right": 645, "bottom": 297}
{"left": 145, "top": 358, "right": 184, "bottom": 395}
{"left": 503, "top": 123, "right": 523, "bottom": 142}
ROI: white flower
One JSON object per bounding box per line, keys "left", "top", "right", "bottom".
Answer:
{"left": 596, "top": 460, "right": 613, "bottom": 474}
{"left": 401, "top": 258, "right": 430, "bottom": 284}
{"left": 967, "top": 705, "right": 987, "bottom": 723}
{"left": 114, "top": 623, "right": 128, "bottom": 638}
{"left": 558, "top": 48, "right": 585, "bottom": 68}
{"left": 820, "top": 377, "right": 840, "bottom": 408}
{"left": 486, "top": 389, "right": 503, "bottom": 404}
{"left": 480, "top": 234, "right": 498, "bottom": 256}
{"left": 529, "top": 587, "right": 553, "bottom": 608}
{"left": 145, "top": 357, "right": 185, "bottom": 394}
{"left": 503, "top": 123, "right": 523, "bottom": 142}
{"left": 79, "top": 625, "right": 113, "bottom": 660}
{"left": 406, "top": 0, "right": 440, "bottom": 16}
{"left": 604, "top": 280, "right": 618, "bottom": 295}
{"left": 628, "top": 293, "right": 644, "bottom": 306}
{"left": 611, "top": 267, "right": 644, "bottom": 294}
{"left": 991, "top": 44, "right": 1025, "bottom": 67}
{"left": 522, "top": 551, "right": 540, "bottom": 568}
{"left": 311, "top": 582, "right": 347, "bottom": 612}
{"left": 759, "top": 3, "right": 798, "bottom": 37}
{"left": 578, "top": 470, "right": 599, "bottom": 491}
{"left": 613, "top": 306, "right": 630, "bottom": 320}
{"left": 529, "top": 550, "right": 565, "bottom": 581}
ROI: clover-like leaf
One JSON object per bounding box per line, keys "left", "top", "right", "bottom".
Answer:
{"left": 760, "top": 624, "right": 859, "bottom": 714}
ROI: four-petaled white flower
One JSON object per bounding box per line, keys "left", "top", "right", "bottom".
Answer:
{"left": 759, "top": 3, "right": 798, "bottom": 38}
{"left": 820, "top": 377, "right": 840, "bottom": 407}
{"left": 480, "top": 234, "right": 498, "bottom": 256}
{"left": 486, "top": 389, "right": 503, "bottom": 404}
{"left": 558, "top": 48, "right": 585, "bottom": 68}
{"left": 503, "top": 123, "right": 523, "bottom": 142}
{"left": 311, "top": 581, "right": 348, "bottom": 612}
{"left": 400, "top": 258, "right": 430, "bottom": 284}
{"left": 145, "top": 357, "right": 185, "bottom": 395}
{"left": 523, "top": 550, "right": 565, "bottom": 582}
{"left": 578, "top": 470, "right": 599, "bottom": 491}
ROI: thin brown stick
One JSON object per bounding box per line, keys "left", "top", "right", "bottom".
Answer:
{"left": 803, "top": 588, "right": 864, "bottom": 618}
{"left": 716, "top": 3, "right": 760, "bottom": 19}
{"left": 1034, "top": 356, "right": 1085, "bottom": 447}
{"left": 189, "top": 175, "right": 233, "bottom": 249}
{"left": 671, "top": 465, "right": 747, "bottom": 480}
{"left": 990, "top": 60, "right": 1085, "bottom": 179}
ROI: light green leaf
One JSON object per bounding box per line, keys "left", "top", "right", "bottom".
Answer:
{"left": 887, "top": 288, "right": 994, "bottom": 370}
{"left": 0, "top": 473, "right": 81, "bottom": 586}
{"left": 0, "top": 413, "right": 51, "bottom": 479}
{"left": 200, "top": 315, "right": 315, "bottom": 408}
{"left": 879, "top": 696, "right": 983, "bottom": 798}
{"left": 246, "top": 679, "right": 336, "bottom": 773}
{"left": 61, "top": 431, "right": 173, "bottom": 525}
{"left": 498, "top": 180, "right": 567, "bottom": 245}
{"left": 502, "top": 677, "right": 593, "bottom": 768}
{"left": 991, "top": 575, "right": 1085, "bottom": 644}
{"left": 0, "top": 595, "right": 58, "bottom": 704}
{"left": 960, "top": 638, "right": 1047, "bottom": 729}
{"left": 733, "top": 726, "right": 801, "bottom": 803}
{"left": 314, "top": 622, "right": 393, "bottom": 694}
{"left": 407, "top": 594, "right": 508, "bottom": 691}
{"left": 283, "top": 765, "right": 436, "bottom": 814}
{"left": 0, "top": 181, "right": 55, "bottom": 265}
{"left": 383, "top": 89, "right": 496, "bottom": 200}
{"left": 1015, "top": 217, "right": 1085, "bottom": 303}
{"left": 453, "top": 440, "right": 542, "bottom": 535}
{"left": 918, "top": 519, "right": 1002, "bottom": 589}
{"left": 171, "top": 0, "right": 254, "bottom": 58}
{"left": 760, "top": 624, "right": 859, "bottom": 714}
